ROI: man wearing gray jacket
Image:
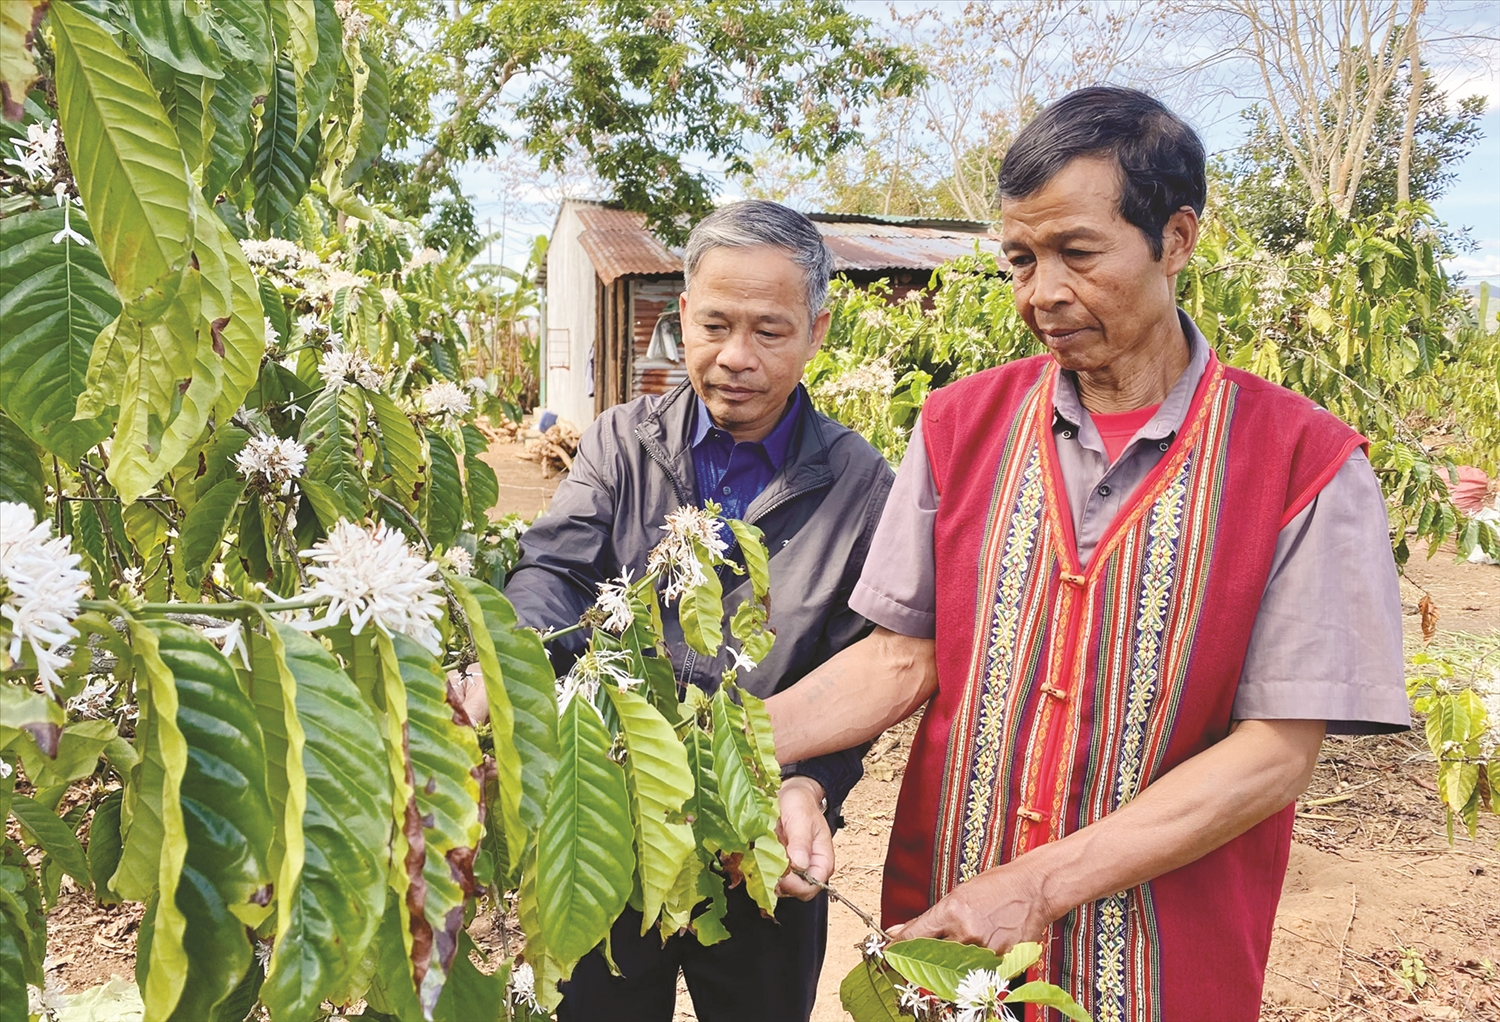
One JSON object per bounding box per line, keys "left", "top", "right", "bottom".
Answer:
{"left": 504, "top": 200, "right": 894, "bottom": 1021}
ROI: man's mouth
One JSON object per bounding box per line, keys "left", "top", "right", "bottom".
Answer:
{"left": 712, "top": 384, "right": 760, "bottom": 400}
{"left": 1041, "top": 327, "right": 1090, "bottom": 344}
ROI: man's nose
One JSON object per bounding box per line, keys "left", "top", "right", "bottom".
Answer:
{"left": 716, "top": 328, "right": 759, "bottom": 373}
{"left": 1030, "top": 255, "right": 1074, "bottom": 309}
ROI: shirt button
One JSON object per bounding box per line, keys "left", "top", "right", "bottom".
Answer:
{"left": 722, "top": 486, "right": 732, "bottom": 495}
{"left": 1060, "top": 429, "right": 1073, "bottom": 439}
{"left": 1099, "top": 484, "right": 1113, "bottom": 496}
{"left": 1158, "top": 441, "right": 1170, "bottom": 452}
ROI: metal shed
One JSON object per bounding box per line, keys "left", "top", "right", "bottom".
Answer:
{"left": 540, "top": 200, "right": 1004, "bottom": 425}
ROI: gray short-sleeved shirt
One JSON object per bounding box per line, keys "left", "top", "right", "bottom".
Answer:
{"left": 849, "top": 317, "right": 1409, "bottom": 734}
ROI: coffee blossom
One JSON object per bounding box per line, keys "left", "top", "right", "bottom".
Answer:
{"left": 593, "top": 571, "right": 635, "bottom": 633}
{"left": 235, "top": 434, "right": 308, "bottom": 492}
{"left": 319, "top": 347, "right": 383, "bottom": 390}
{"left": 301, "top": 521, "right": 445, "bottom": 651}
{"left": 509, "top": 962, "right": 538, "bottom": 1011}
{"left": 1, "top": 502, "right": 90, "bottom": 696}
{"left": 646, "top": 505, "right": 728, "bottom": 603}
{"left": 420, "top": 380, "right": 472, "bottom": 418}
{"left": 65, "top": 679, "right": 117, "bottom": 721}
{"left": 954, "top": 968, "right": 1010, "bottom": 1022}
{"left": 557, "top": 648, "right": 639, "bottom": 708}
{"left": 4, "top": 120, "right": 58, "bottom": 181}
{"left": 438, "top": 546, "right": 473, "bottom": 576}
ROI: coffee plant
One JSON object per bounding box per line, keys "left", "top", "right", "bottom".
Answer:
{"left": 0, "top": 2, "right": 797, "bottom": 1019}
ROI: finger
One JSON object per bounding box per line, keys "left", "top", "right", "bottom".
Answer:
{"left": 805, "top": 819, "right": 835, "bottom": 886}
{"left": 893, "top": 905, "right": 945, "bottom": 941}
{"left": 776, "top": 871, "right": 822, "bottom": 901}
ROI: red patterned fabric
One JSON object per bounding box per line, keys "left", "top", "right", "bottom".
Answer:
{"left": 881, "top": 352, "right": 1365, "bottom": 1021}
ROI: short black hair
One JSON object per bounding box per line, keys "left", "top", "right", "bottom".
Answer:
{"left": 996, "top": 86, "right": 1206, "bottom": 260}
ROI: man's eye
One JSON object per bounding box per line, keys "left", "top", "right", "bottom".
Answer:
{"left": 1064, "top": 249, "right": 1095, "bottom": 259}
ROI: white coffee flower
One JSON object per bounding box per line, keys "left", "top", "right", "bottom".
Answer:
{"left": 239, "top": 237, "right": 315, "bottom": 268}
{"left": 727, "top": 645, "right": 758, "bottom": 674}
{"left": 0, "top": 502, "right": 90, "bottom": 697}
{"left": 954, "top": 967, "right": 1009, "bottom": 1022}
{"left": 264, "top": 317, "right": 280, "bottom": 346}
{"left": 510, "top": 961, "right": 539, "bottom": 1010}
{"left": 318, "top": 347, "right": 383, "bottom": 390}
{"left": 255, "top": 938, "right": 273, "bottom": 974}
{"left": 65, "top": 678, "right": 117, "bottom": 720}
{"left": 593, "top": 571, "right": 635, "bottom": 634}
{"left": 438, "top": 546, "right": 473, "bottom": 576}
{"left": 50, "top": 183, "right": 88, "bottom": 246}
{"left": 0, "top": 761, "right": 11, "bottom": 780}
{"left": 464, "top": 376, "right": 489, "bottom": 394}
{"left": 645, "top": 505, "right": 728, "bottom": 603}
{"left": 897, "top": 980, "right": 935, "bottom": 1014}
{"left": 404, "top": 247, "right": 443, "bottom": 272}
{"left": 235, "top": 434, "right": 309, "bottom": 492}
{"left": 860, "top": 932, "right": 886, "bottom": 960}
{"left": 296, "top": 313, "right": 324, "bottom": 336}
{"left": 202, "top": 619, "right": 252, "bottom": 670}
{"left": 301, "top": 520, "right": 445, "bottom": 651}
{"left": 420, "top": 380, "right": 472, "bottom": 418}
{"left": 557, "top": 648, "right": 639, "bottom": 708}
{"left": 4, "top": 120, "right": 58, "bottom": 180}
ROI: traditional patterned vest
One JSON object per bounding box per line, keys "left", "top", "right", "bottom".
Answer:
{"left": 882, "top": 351, "right": 1365, "bottom": 1021}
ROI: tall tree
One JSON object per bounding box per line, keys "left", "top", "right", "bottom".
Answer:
{"left": 1186, "top": 0, "right": 1453, "bottom": 219}
{"left": 1220, "top": 62, "right": 1485, "bottom": 250}
{"left": 372, "top": 0, "right": 922, "bottom": 243}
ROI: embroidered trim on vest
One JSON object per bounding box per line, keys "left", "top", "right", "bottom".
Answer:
{"left": 929, "top": 360, "right": 1237, "bottom": 1021}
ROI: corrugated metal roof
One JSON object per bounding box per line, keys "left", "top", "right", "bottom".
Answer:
{"left": 568, "top": 202, "right": 1005, "bottom": 284}
{"left": 576, "top": 205, "right": 683, "bottom": 285}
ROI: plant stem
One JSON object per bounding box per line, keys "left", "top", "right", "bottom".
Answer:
{"left": 373, "top": 490, "right": 434, "bottom": 554}
{"left": 788, "top": 866, "right": 894, "bottom": 942}
{"left": 541, "top": 621, "right": 588, "bottom": 643}
{"left": 80, "top": 596, "right": 326, "bottom": 618}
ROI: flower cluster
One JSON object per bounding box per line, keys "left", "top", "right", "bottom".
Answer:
{"left": 235, "top": 434, "right": 309, "bottom": 492}
{"left": 65, "top": 678, "right": 117, "bottom": 721}
{"left": 318, "top": 347, "right": 384, "bottom": 390}
{"left": 4, "top": 121, "right": 58, "bottom": 181}
{"left": 437, "top": 546, "right": 473, "bottom": 576}
{"left": 953, "top": 968, "right": 1010, "bottom": 1022}
{"left": 645, "top": 505, "right": 729, "bottom": 603}
{"left": 419, "top": 380, "right": 472, "bottom": 418}
{"left": 239, "top": 237, "right": 319, "bottom": 269}
{"left": 509, "top": 961, "right": 539, "bottom": 1011}
{"left": 592, "top": 571, "right": 635, "bottom": 633}
{"left": 301, "top": 521, "right": 445, "bottom": 651}
{"left": 557, "top": 648, "right": 640, "bottom": 707}
{"left": 1, "top": 503, "right": 90, "bottom": 696}
{"left": 817, "top": 362, "right": 896, "bottom": 402}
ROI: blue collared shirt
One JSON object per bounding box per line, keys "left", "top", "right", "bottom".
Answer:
{"left": 690, "top": 388, "right": 801, "bottom": 522}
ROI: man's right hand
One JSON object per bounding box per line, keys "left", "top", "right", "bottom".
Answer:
{"left": 775, "top": 775, "right": 834, "bottom": 901}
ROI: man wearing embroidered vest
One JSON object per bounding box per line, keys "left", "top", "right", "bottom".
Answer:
{"left": 764, "top": 87, "right": 1408, "bottom": 1020}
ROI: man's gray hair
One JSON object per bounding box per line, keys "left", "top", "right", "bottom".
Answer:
{"left": 682, "top": 200, "right": 834, "bottom": 325}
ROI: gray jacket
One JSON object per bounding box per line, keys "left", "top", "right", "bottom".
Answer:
{"left": 505, "top": 381, "right": 894, "bottom": 809}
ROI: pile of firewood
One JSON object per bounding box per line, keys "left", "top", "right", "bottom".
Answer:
{"left": 476, "top": 415, "right": 523, "bottom": 443}
{"left": 518, "top": 420, "right": 581, "bottom": 476}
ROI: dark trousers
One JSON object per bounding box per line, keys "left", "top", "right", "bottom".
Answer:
{"left": 556, "top": 885, "right": 828, "bottom": 1022}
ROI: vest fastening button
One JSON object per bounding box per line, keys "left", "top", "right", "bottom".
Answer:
{"left": 1016, "top": 806, "right": 1046, "bottom": 822}
{"left": 1060, "top": 429, "right": 1073, "bottom": 439}
{"left": 1099, "top": 483, "right": 1113, "bottom": 496}
{"left": 1158, "top": 440, "right": 1170, "bottom": 451}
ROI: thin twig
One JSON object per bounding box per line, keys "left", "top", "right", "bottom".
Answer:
{"left": 372, "top": 490, "right": 434, "bottom": 554}
{"left": 271, "top": 499, "right": 309, "bottom": 588}
{"left": 1336, "top": 884, "right": 1357, "bottom": 998}
{"left": 789, "top": 866, "right": 894, "bottom": 942}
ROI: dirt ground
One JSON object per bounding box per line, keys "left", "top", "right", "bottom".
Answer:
{"left": 31, "top": 449, "right": 1500, "bottom": 1021}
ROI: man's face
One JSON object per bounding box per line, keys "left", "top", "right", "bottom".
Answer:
{"left": 1000, "top": 156, "right": 1197, "bottom": 373}
{"left": 680, "top": 245, "right": 830, "bottom": 442}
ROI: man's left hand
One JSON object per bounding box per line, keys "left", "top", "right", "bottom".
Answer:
{"left": 775, "top": 776, "right": 834, "bottom": 900}
{"left": 889, "top": 858, "right": 1052, "bottom": 953}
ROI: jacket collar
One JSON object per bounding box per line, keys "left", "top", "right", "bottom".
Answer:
{"left": 636, "top": 380, "right": 834, "bottom": 521}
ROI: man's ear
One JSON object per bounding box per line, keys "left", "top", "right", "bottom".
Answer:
{"left": 809, "top": 307, "right": 832, "bottom": 356}
{"left": 678, "top": 291, "right": 689, "bottom": 316}
{"left": 1161, "top": 206, "right": 1199, "bottom": 277}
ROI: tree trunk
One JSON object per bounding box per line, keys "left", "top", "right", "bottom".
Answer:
{"left": 1397, "top": 3, "right": 1426, "bottom": 205}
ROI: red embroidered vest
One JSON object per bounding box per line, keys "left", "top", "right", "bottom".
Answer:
{"left": 882, "top": 352, "right": 1365, "bottom": 1022}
